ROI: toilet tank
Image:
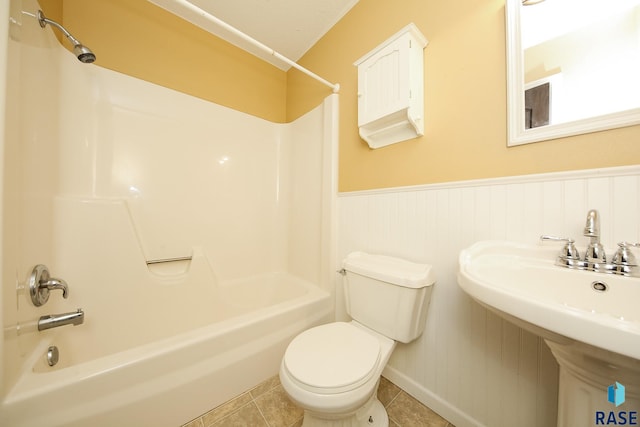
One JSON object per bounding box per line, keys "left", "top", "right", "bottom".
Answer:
{"left": 342, "top": 252, "right": 436, "bottom": 343}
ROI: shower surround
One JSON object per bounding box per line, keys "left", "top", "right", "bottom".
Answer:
{"left": 0, "top": 1, "right": 336, "bottom": 425}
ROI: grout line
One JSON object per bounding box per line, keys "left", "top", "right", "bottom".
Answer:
{"left": 249, "top": 378, "right": 286, "bottom": 427}
{"left": 386, "top": 389, "right": 403, "bottom": 409}
{"left": 206, "top": 400, "right": 255, "bottom": 427}
{"left": 253, "top": 400, "right": 271, "bottom": 427}
{"left": 181, "top": 416, "right": 204, "bottom": 427}
{"left": 286, "top": 417, "right": 304, "bottom": 427}
{"left": 249, "top": 377, "right": 280, "bottom": 400}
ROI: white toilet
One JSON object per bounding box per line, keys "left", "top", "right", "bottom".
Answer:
{"left": 279, "top": 252, "right": 435, "bottom": 427}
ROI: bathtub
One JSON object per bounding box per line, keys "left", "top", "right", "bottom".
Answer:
{"left": 0, "top": 271, "right": 332, "bottom": 427}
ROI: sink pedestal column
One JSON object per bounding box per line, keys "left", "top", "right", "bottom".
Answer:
{"left": 547, "top": 341, "right": 640, "bottom": 427}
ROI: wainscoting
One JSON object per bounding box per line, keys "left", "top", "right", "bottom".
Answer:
{"left": 337, "top": 165, "right": 640, "bottom": 427}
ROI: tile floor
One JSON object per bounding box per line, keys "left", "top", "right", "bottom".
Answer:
{"left": 181, "top": 375, "right": 455, "bottom": 427}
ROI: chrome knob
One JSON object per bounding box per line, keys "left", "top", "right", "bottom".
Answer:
{"left": 29, "top": 265, "right": 69, "bottom": 307}
{"left": 612, "top": 242, "right": 640, "bottom": 267}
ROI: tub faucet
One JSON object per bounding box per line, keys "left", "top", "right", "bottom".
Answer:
{"left": 38, "top": 308, "right": 84, "bottom": 331}
{"left": 584, "top": 209, "right": 606, "bottom": 263}
{"left": 29, "top": 264, "right": 69, "bottom": 307}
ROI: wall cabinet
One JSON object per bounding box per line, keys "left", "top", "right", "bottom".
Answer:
{"left": 354, "top": 23, "right": 428, "bottom": 149}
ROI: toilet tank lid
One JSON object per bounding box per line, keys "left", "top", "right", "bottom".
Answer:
{"left": 342, "top": 252, "right": 435, "bottom": 288}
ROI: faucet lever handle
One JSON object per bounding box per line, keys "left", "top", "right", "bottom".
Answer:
{"left": 612, "top": 242, "right": 640, "bottom": 266}
{"left": 41, "top": 278, "right": 69, "bottom": 298}
{"left": 29, "top": 265, "right": 69, "bottom": 307}
{"left": 540, "top": 235, "right": 580, "bottom": 260}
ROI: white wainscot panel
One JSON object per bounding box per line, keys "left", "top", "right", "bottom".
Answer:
{"left": 337, "top": 166, "right": 640, "bottom": 427}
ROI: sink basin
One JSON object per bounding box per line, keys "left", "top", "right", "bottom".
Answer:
{"left": 459, "top": 240, "right": 640, "bottom": 425}
{"left": 458, "top": 240, "right": 640, "bottom": 360}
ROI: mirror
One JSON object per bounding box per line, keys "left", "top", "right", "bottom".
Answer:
{"left": 506, "top": 0, "right": 640, "bottom": 146}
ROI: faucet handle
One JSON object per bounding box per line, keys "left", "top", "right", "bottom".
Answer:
{"left": 41, "top": 278, "right": 69, "bottom": 298}
{"left": 612, "top": 242, "right": 640, "bottom": 266}
{"left": 29, "top": 265, "right": 69, "bottom": 307}
{"left": 540, "top": 235, "right": 580, "bottom": 260}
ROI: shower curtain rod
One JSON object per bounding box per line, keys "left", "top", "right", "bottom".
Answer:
{"left": 151, "top": 0, "right": 340, "bottom": 93}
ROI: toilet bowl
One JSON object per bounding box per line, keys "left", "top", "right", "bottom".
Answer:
{"left": 280, "top": 321, "right": 395, "bottom": 422}
{"left": 279, "top": 252, "right": 436, "bottom": 427}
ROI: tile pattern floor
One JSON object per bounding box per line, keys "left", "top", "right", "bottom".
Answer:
{"left": 182, "top": 376, "right": 455, "bottom": 427}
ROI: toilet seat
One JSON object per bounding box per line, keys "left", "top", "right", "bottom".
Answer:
{"left": 282, "top": 322, "right": 381, "bottom": 395}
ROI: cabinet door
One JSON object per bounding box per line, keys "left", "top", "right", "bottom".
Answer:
{"left": 357, "top": 34, "right": 411, "bottom": 127}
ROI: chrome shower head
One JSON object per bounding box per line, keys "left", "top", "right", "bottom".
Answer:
{"left": 37, "top": 10, "right": 96, "bottom": 63}
{"left": 73, "top": 44, "right": 96, "bottom": 64}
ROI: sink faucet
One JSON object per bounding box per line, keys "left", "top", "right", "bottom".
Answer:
{"left": 584, "top": 209, "right": 606, "bottom": 263}
{"left": 542, "top": 209, "right": 640, "bottom": 277}
{"left": 38, "top": 308, "right": 84, "bottom": 331}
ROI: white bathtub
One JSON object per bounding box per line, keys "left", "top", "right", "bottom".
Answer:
{"left": 0, "top": 272, "right": 331, "bottom": 427}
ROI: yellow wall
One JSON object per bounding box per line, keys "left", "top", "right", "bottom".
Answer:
{"left": 44, "top": 0, "right": 287, "bottom": 123}
{"left": 43, "top": 0, "right": 640, "bottom": 191}
{"left": 288, "top": 0, "right": 640, "bottom": 191}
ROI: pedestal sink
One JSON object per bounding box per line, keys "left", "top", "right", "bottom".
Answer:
{"left": 458, "top": 241, "right": 639, "bottom": 427}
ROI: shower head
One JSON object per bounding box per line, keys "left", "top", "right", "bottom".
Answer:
{"left": 37, "top": 10, "right": 96, "bottom": 63}
{"left": 73, "top": 44, "right": 96, "bottom": 64}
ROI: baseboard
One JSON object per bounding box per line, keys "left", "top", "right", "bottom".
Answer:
{"left": 382, "top": 366, "right": 486, "bottom": 427}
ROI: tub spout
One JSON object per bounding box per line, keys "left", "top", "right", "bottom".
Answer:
{"left": 38, "top": 308, "right": 84, "bottom": 331}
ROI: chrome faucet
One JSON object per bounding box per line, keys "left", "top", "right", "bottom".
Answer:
{"left": 541, "top": 209, "right": 640, "bottom": 277}
{"left": 38, "top": 308, "right": 84, "bottom": 331}
{"left": 29, "top": 265, "right": 69, "bottom": 307}
{"left": 584, "top": 209, "right": 606, "bottom": 264}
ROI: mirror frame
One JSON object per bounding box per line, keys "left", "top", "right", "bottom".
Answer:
{"left": 506, "top": 0, "right": 640, "bottom": 146}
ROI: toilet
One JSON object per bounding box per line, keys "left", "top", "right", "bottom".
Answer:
{"left": 279, "top": 251, "right": 435, "bottom": 426}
